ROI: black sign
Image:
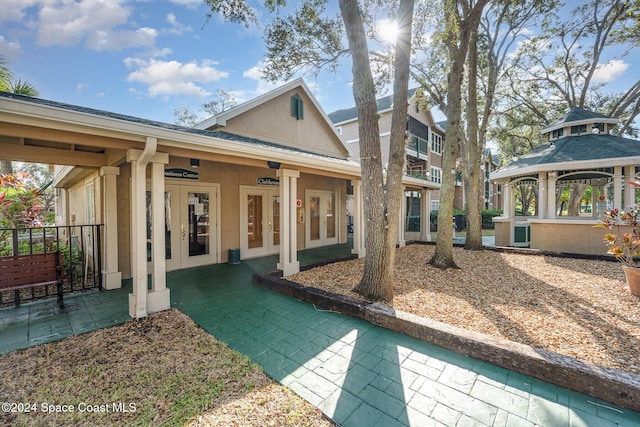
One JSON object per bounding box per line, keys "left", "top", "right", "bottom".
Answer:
{"left": 257, "top": 177, "right": 280, "bottom": 186}
{"left": 165, "top": 168, "right": 199, "bottom": 180}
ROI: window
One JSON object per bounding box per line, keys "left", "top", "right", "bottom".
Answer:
{"left": 593, "top": 123, "right": 605, "bottom": 133}
{"left": 430, "top": 166, "right": 442, "bottom": 184}
{"left": 570, "top": 124, "right": 587, "bottom": 134}
{"left": 291, "top": 94, "right": 304, "bottom": 120}
{"left": 430, "top": 200, "right": 440, "bottom": 212}
{"left": 431, "top": 133, "right": 442, "bottom": 154}
{"left": 552, "top": 128, "right": 564, "bottom": 139}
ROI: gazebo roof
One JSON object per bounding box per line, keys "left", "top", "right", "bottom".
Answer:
{"left": 541, "top": 107, "right": 618, "bottom": 135}
{"left": 491, "top": 133, "right": 640, "bottom": 180}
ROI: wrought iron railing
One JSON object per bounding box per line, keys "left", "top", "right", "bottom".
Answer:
{"left": 0, "top": 225, "right": 103, "bottom": 306}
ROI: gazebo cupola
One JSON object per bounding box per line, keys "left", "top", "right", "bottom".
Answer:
{"left": 491, "top": 107, "right": 640, "bottom": 255}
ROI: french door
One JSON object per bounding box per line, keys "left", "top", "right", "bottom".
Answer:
{"left": 163, "top": 184, "right": 218, "bottom": 271}
{"left": 306, "top": 190, "right": 338, "bottom": 248}
{"left": 240, "top": 186, "right": 280, "bottom": 258}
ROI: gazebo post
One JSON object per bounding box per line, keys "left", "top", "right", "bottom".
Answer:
{"left": 547, "top": 172, "right": 557, "bottom": 219}
{"left": 625, "top": 166, "right": 636, "bottom": 208}
{"left": 538, "top": 172, "right": 547, "bottom": 219}
{"left": 614, "top": 166, "right": 623, "bottom": 211}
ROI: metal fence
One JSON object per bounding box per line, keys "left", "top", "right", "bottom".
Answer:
{"left": 0, "top": 225, "right": 103, "bottom": 306}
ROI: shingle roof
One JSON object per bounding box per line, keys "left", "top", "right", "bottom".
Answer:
{"left": 327, "top": 88, "right": 418, "bottom": 124}
{"left": 495, "top": 133, "right": 640, "bottom": 175}
{"left": 0, "top": 91, "right": 348, "bottom": 160}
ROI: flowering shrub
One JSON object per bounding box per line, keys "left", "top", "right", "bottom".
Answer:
{"left": 0, "top": 172, "right": 46, "bottom": 228}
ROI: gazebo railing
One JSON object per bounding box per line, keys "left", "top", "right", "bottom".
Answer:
{"left": 0, "top": 225, "right": 103, "bottom": 306}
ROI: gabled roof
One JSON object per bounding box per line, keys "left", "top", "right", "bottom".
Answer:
{"left": 541, "top": 107, "right": 618, "bottom": 134}
{"left": 328, "top": 88, "right": 419, "bottom": 124}
{"left": 0, "top": 91, "right": 359, "bottom": 167}
{"left": 491, "top": 133, "right": 640, "bottom": 180}
{"left": 193, "top": 78, "right": 349, "bottom": 157}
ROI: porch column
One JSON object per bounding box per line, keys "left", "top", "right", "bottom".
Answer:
{"left": 538, "top": 172, "right": 547, "bottom": 219}
{"left": 351, "top": 180, "right": 366, "bottom": 258}
{"left": 99, "top": 166, "right": 122, "bottom": 290}
{"left": 420, "top": 188, "right": 431, "bottom": 241}
{"left": 148, "top": 158, "right": 170, "bottom": 313}
{"left": 547, "top": 172, "right": 557, "bottom": 219}
{"left": 397, "top": 186, "right": 406, "bottom": 247}
{"left": 613, "top": 166, "right": 623, "bottom": 211}
{"left": 277, "top": 168, "right": 300, "bottom": 276}
{"left": 625, "top": 166, "right": 636, "bottom": 208}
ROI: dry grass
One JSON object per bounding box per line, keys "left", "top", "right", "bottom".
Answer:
{"left": 289, "top": 244, "right": 640, "bottom": 376}
{"left": 0, "top": 310, "right": 332, "bottom": 427}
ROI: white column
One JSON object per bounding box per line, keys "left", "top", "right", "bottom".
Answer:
{"left": 397, "top": 186, "right": 406, "bottom": 247}
{"left": 547, "top": 172, "right": 557, "bottom": 219}
{"left": 99, "top": 166, "right": 122, "bottom": 290}
{"left": 277, "top": 168, "right": 300, "bottom": 276}
{"left": 147, "top": 159, "right": 170, "bottom": 313}
{"left": 502, "top": 181, "right": 511, "bottom": 219}
{"left": 538, "top": 172, "right": 547, "bottom": 219}
{"left": 420, "top": 189, "right": 431, "bottom": 241}
{"left": 613, "top": 166, "right": 623, "bottom": 211}
{"left": 351, "top": 180, "right": 366, "bottom": 257}
{"left": 625, "top": 166, "right": 635, "bottom": 208}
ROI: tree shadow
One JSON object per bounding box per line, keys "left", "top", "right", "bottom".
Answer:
{"left": 392, "top": 246, "right": 640, "bottom": 374}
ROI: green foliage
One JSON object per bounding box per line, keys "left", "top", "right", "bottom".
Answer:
{"left": 0, "top": 172, "right": 49, "bottom": 228}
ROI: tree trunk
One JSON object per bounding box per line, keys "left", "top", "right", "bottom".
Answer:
{"left": 340, "top": 0, "right": 414, "bottom": 301}
{"left": 464, "top": 20, "right": 483, "bottom": 250}
{"left": 0, "top": 160, "right": 13, "bottom": 175}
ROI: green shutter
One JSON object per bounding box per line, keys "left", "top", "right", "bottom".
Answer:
{"left": 291, "top": 94, "right": 303, "bottom": 120}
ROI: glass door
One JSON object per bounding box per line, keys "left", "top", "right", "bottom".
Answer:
{"left": 240, "top": 186, "right": 280, "bottom": 258}
{"left": 163, "top": 185, "right": 217, "bottom": 271}
{"left": 306, "top": 190, "right": 338, "bottom": 248}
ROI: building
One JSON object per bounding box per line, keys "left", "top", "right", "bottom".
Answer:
{"left": 491, "top": 107, "right": 640, "bottom": 253}
{"left": 0, "top": 79, "right": 435, "bottom": 319}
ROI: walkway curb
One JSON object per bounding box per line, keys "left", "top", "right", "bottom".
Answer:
{"left": 253, "top": 271, "right": 640, "bottom": 412}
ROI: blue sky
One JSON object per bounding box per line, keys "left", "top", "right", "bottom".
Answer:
{"left": 1, "top": 0, "right": 356, "bottom": 124}
{"left": 1, "top": 1, "right": 637, "bottom": 129}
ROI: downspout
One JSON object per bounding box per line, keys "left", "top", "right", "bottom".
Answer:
{"left": 139, "top": 136, "right": 157, "bottom": 168}
{"left": 131, "top": 136, "right": 157, "bottom": 319}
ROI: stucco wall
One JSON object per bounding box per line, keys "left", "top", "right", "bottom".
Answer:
{"left": 493, "top": 220, "right": 511, "bottom": 247}
{"left": 530, "top": 221, "right": 607, "bottom": 255}
{"left": 115, "top": 157, "right": 348, "bottom": 278}
{"left": 222, "top": 88, "right": 348, "bottom": 159}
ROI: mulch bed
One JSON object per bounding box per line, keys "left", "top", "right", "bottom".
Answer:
{"left": 289, "top": 244, "right": 640, "bottom": 376}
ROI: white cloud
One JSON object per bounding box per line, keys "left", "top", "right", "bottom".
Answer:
{"left": 0, "top": 36, "right": 22, "bottom": 59}
{"left": 0, "top": 0, "right": 40, "bottom": 22}
{"left": 592, "top": 59, "right": 629, "bottom": 83}
{"left": 168, "top": 0, "right": 202, "bottom": 8}
{"left": 31, "top": 0, "right": 157, "bottom": 51}
{"left": 243, "top": 61, "right": 282, "bottom": 95}
{"left": 166, "top": 12, "right": 192, "bottom": 36}
{"left": 125, "top": 57, "right": 229, "bottom": 98}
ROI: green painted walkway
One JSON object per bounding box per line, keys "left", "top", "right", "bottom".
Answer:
{"left": 1, "top": 244, "right": 639, "bottom": 426}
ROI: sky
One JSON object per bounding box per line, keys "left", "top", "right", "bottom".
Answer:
{"left": 1, "top": 1, "right": 638, "bottom": 130}
{"left": 0, "top": 0, "right": 358, "bottom": 125}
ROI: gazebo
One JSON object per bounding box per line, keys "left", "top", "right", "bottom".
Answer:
{"left": 491, "top": 108, "right": 640, "bottom": 255}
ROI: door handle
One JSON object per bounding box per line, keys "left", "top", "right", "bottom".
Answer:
{"left": 268, "top": 221, "right": 272, "bottom": 232}
{"left": 181, "top": 224, "right": 185, "bottom": 240}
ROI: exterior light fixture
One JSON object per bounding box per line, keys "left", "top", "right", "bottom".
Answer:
{"left": 190, "top": 158, "right": 200, "bottom": 168}
{"left": 267, "top": 161, "right": 281, "bottom": 170}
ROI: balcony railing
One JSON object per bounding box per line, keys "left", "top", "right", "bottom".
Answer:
{"left": 0, "top": 225, "right": 103, "bottom": 306}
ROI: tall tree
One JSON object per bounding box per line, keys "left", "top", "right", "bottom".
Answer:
{"left": 0, "top": 56, "right": 39, "bottom": 175}
{"left": 203, "top": 0, "right": 415, "bottom": 300}
{"left": 413, "top": 0, "right": 556, "bottom": 252}
{"left": 498, "top": 0, "right": 640, "bottom": 156}
{"left": 429, "top": 0, "right": 489, "bottom": 268}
